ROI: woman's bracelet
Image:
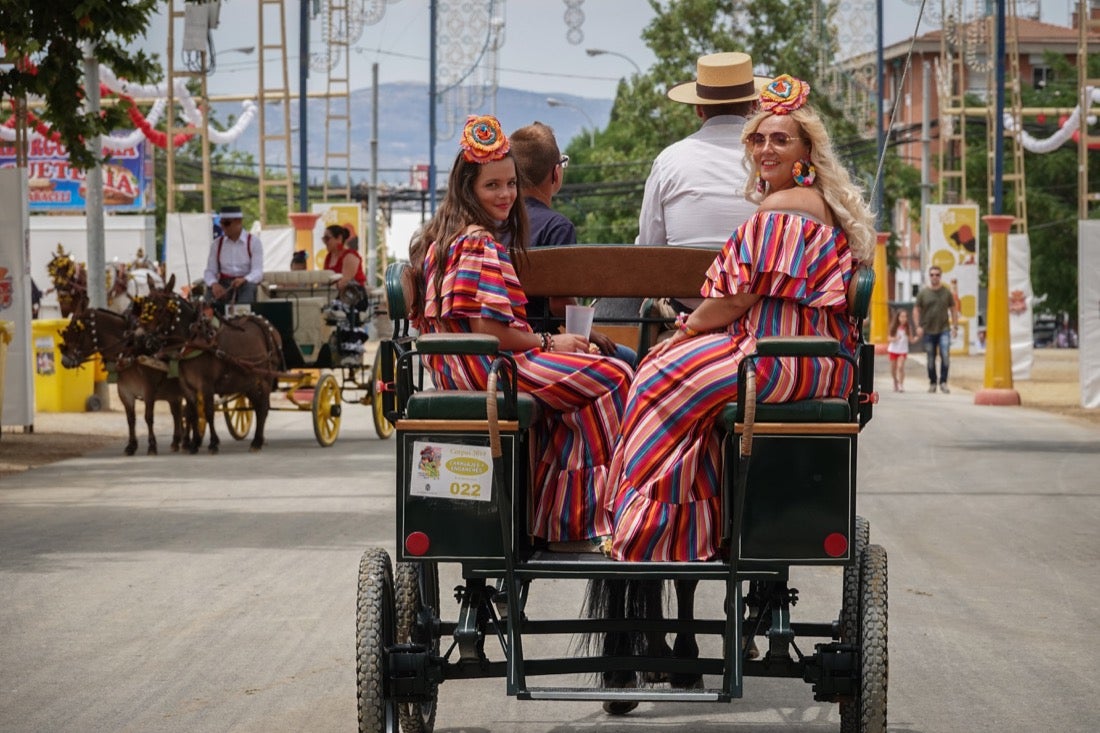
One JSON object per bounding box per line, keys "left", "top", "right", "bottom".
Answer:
{"left": 539, "top": 332, "right": 554, "bottom": 351}
{"left": 675, "top": 313, "right": 699, "bottom": 338}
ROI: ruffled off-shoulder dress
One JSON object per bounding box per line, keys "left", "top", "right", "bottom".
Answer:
{"left": 417, "top": 233, "right": 634, "bottom": 543}
{"left": 607, "top": 210, "right": 860, "bottom": 562}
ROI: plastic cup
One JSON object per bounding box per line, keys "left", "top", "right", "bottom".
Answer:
{"left": 565, "top": 305, "right": 595, "bottom": 338}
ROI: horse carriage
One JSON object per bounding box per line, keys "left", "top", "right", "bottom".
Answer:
{"left": 215, "top": 268, "right": 395, "bottom": 445}
{"left": 57, "top": 261, "right": 394, "bottom": 455}
{"left": 354, "top": 245, "right": 887, "bottom": 733}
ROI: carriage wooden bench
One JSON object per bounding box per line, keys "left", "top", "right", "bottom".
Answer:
{"left": 356, "top": 244, "right": 886, "bottom": 733}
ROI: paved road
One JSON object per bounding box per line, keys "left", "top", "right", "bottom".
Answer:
{"left": 2, "top": 364, "right": 1099, "bottom": 732}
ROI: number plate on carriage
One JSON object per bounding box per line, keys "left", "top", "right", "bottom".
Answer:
{"left": 409, "top": 441, "right": 493, "bottom": 502}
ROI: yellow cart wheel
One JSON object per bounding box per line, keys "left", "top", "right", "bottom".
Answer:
{"left": 223, "top": 394, "right": 253, "bottom": 440}
{"left": 312, "top": 371, "right": 342, "bottom": 447}
{"left": 371, "top": 350, "right": 395, "bottom": 440}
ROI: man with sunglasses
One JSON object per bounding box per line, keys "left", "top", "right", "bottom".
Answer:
{"left": 510, "top": 122, "right": 628, "bottom": 361}
{"left": 913, "top": 266, "right": 960, "bottom": 393}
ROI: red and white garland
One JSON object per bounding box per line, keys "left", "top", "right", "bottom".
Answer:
{"left": 0, "top": 62, "right": 257, "bottom": 153}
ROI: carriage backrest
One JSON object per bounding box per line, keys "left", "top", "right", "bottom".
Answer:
{"left": 847, "top": 266, "right": 875, "bottom": 322}
{"left": 384, "top": 261, "right": 416, "bottom": 322}
{"left": 518, "top": 245, "right": 718, "bottom": 299}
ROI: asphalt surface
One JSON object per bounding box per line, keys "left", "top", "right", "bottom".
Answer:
{"left": 2, "top": 358, "right": 1099, "bottom": 732}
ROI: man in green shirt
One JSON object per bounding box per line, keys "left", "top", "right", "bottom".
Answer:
{"left": 912, "top": 266, "right": 960, "bottom": 393}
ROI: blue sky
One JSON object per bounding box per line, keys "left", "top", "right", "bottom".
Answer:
{"left": 140, "top": 0, "right": 1074, "bottom": 100}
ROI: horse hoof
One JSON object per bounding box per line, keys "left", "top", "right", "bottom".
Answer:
{"left": 124, "top": 445, "right": 137, "bottom": 456}
{"left": 208, "top": 446, "right": 219, "bottom": 454}
{"left": 147, "top": 447, "right": 158, "bottom": 456}
{"left": 669, "top": 673, "right": 704, "bottom": 690}
{"left": 602, "top": 700, "right": 639, "bottom": 716}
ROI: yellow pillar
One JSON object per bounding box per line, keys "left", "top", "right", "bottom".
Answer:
{"left": 870, "top": 231, "right": 890, "bottom": 353}
{"left": 975, "top": 215, "right": 1021, "bottom": 406}
{"left": 287, "top": 212, "right": 322, "bottom": 270}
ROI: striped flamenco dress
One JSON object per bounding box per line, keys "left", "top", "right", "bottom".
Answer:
{"left": 607, "top": 210, "right": 860, "bottom": 562}
{"left": 417, "top": 233, "right": 633, "bottom": 542}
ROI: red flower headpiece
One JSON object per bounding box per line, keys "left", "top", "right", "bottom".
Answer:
{"left": 760, "top": 75, "right": 810, "bottom": 115}
{"left": 460, "top": 115, "right": 510, "bottom": 164}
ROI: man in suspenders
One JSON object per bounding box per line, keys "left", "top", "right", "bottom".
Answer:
{"left": 203, "top": 205, "right": 264, "bottom": 305}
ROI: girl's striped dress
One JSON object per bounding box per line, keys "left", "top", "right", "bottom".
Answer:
{"left": 607, "top": 211, "right": 859, "bottom": 562}
{"left": 417, "top": 233, "right": 633, "bottom": 542}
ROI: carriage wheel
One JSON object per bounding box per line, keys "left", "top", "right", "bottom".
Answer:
{"left": 356, "top": 548, "right": 399, "bottom": 733}
{"left": 223, "top": 395, "right": 253, "bottom": 440}
{"left": 839, "top": 543, "right": 888, "bottom": 733}
{"left": 839, "top": 516, "right": 870, "bottom": 645}
{"left": 311, "top": 372, "right": 342, "bottom": 447}
{"left": 839, "top": 516, "right": 871, "bottom": 732}
{"left": 395, "top": 561, "right": 440, "bottom": 733}
{"left": 371, "top": 350, "right": 395, "bottom": 440}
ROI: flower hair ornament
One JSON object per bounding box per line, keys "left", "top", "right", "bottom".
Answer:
{"left": 759, "top": 74, "right": 811, "bottom": 115}
{"left": 460, "top": 115, "right": 510, "bottom": 164}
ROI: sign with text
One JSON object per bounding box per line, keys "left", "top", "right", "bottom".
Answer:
{"left": 0, "top": 137, "right": 153, "bottom": 213}
{"left": 409, "top": 440, "right": 493, "bottom": 502}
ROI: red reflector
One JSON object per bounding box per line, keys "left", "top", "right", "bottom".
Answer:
{"left": 823, "top": 532, "right": 848, "bottom": 558}
{"left": 405, "top": 531, "right": 431, "bottom": 556}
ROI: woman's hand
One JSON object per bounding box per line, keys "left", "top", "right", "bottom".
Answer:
{"left": 551, "top": 333, "right": 590, "bottom": 353}
{"left": 647, "top": 329, "right": 689, "bottom": 358}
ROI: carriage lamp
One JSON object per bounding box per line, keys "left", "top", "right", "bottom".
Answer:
{"left": 823, "top": 532, "right": 848, "bottom": 558}
{"left": 405, "top": 531, "right": 431, "bottom": 556}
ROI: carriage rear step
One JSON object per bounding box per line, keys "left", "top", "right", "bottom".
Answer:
{"left": 517, "top": 686, "right": 727, "bottom": 703}
{"left": 508, "top": 550, "right": 779, "bottom": 580}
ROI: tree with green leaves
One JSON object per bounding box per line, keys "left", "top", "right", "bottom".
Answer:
{"left": 0, "top": 1, "right": 161, "bottom": 171}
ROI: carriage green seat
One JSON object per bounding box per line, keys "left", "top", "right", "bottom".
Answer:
{"left": 716, "top": 266, "right": 875, "bottom": 430}
{"left": 385, "top": 262, "right": 541, "bottom": 429}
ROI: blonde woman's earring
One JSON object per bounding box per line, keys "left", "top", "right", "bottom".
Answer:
{"left": 792, "top": 159, "right": 816, "bottom": 187}
{"left": 755, "top": 171, "right": 767, "bottom": 194}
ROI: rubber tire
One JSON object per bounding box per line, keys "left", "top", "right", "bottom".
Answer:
{"left": 395, "top": 561, "right": 440, "bottom": 733}
{"left": 839, "top": 516, "right": 870, "bottom": 731}
{"left": 840, "top": 543, "right": 888, "bottom": 733}
{"left": 223, "top": 394, "right": 253, "bottom": 440}
{"left": 371, "top": 350, "right": 395, "bottom": 440}
{"left": 356, "top": 548, "right": 398, "bottom": 733}
{"left": 840, "top": 516, "right": 870, "bottom": 644}
{"left": 312, "top": 371, "right": 341, "bottom": 447}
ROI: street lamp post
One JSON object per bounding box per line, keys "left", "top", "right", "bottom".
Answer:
{"left": 546, "top": 97, "right": 595, "bottom": 146}
{"left": 585, "top": 48, "right": 641, "bottom": 75}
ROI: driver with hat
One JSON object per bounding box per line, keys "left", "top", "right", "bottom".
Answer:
{"left": 631, "top": 51, "right": 770, "bottom": 313}
{"left": 203, "top": 205, "right": 264, "bottom": 305}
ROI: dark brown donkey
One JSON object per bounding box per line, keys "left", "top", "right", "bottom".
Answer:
{"left": 59, "top": 305, "right": 187, "bottom": 455}
{"left": 137, "top": 276, "right": 283, "bottom": 454}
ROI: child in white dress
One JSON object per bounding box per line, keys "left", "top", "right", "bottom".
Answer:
{"left": 888, "top": 309, "right": 915, "bottom": 392}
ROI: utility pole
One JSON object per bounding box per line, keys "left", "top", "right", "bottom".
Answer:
{"left": 82, "top": 42, "right": 105, "bottom": 310}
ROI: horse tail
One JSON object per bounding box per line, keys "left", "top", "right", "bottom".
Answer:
{"left": 576, "top": 578, "right": 656, "bottom": 660}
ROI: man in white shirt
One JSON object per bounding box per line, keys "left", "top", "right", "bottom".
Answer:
{"left": 635, "top": 51, "right": 768, "bottom": 312}
{"left": 203, "top": 205, "right": 264, "bottom": 304}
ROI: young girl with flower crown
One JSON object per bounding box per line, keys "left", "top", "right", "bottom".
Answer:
{"left": 407, "top": 115, "right": 633, "bottom": 548}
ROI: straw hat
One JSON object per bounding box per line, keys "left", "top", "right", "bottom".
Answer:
{"left": 667, "top": 52, "right": 770, "bottom": 105}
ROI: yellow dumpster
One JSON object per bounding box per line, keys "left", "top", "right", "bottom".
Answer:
{"left": 32, "top": 318, "right": 95, "bottom": 412}
{"left": 0, "top": 320, "right": 12, "bottom": 418}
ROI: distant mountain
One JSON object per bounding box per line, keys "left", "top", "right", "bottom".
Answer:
{"left": 213, "top": 83, "right": 612, "bottom": 188}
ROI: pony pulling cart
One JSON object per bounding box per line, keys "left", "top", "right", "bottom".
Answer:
{"left": 354, "top": 245, "right": 887, "bottom": 733}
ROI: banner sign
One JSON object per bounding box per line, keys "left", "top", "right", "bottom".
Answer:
{"left": 925, "top": 205, "right": 980, "bottom": 352}
{"left": 0, "top": 137, "right": 152, "bottom": 213}
{"left": 1007, "top": 233, "right": 1034, "bottom": 380}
